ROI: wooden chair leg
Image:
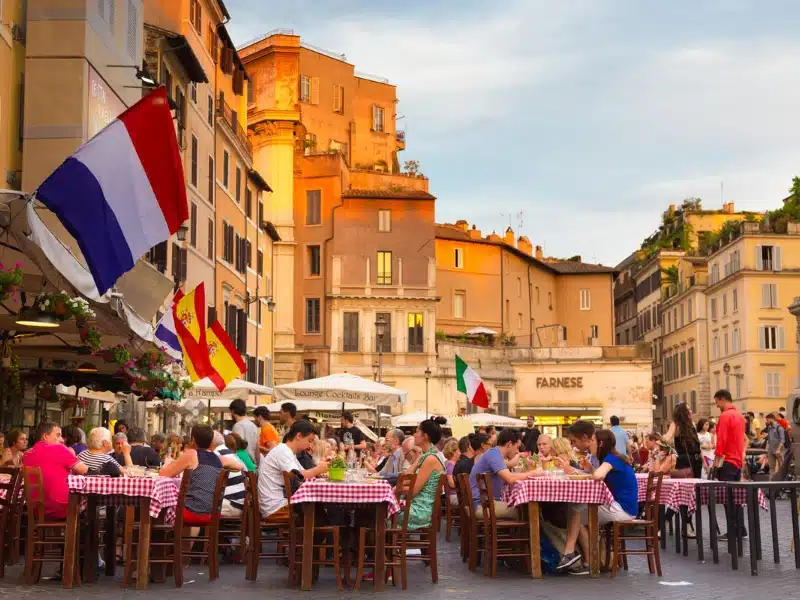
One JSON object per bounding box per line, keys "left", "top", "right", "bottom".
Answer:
{"left": 173, "top": 528, "right": 184, "bottom": 587}
{"left": 602, "top": 526, "right": 612, "bottom": 571}
{"left": 23, "top": 533, "right": 34, "bottom": 585}
{"left": 653, "top": 525, "right": 663, "bottom": 576}
{"left": 611, "top": 525, "right": 619, "bottom": 578}
{"left": 646, "top": 526, "right": 655, "bottom": 574}
{"left": 354, "top": 528, "right": 366, "bottom": 591}
{"left": 430, "top": 531, "right": 439, "bottom": 583}
{"left": 621, "top": 538, "right": 628, "bottom": 571}
{"left": 332, "top": 529, "right": 342, "bottom": 591}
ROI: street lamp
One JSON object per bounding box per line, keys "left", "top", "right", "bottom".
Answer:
{"left": 424, "top": 367, "right": 431, "bottom": 418}
{"left": 375, "top": 315, "right": 387, "bottom": 383}
{"left": 372, "top": 362, "right": 379, "bottom": 381}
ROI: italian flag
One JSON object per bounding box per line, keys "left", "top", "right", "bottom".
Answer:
{"left": 456, "top": 355, "right": 489, "bottom": 408}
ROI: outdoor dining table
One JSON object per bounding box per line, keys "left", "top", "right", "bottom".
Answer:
{"left": 502, "top": 477, "right": 615, "bottom": 578}
{"left": 61, "top": 474, "right": 179, "bottom": 590}
{"left": 289, "top": 478, "right": 401, "bottom": 591}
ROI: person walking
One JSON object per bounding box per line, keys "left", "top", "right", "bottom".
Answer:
{"left": 711, "top": 389, "right": 747, "bottom": 540}
{"left": 764, "top": 413, "right": 787, "bottom": 475}
{"left": 697, "top": 419, "right": 715, "bottom": 478}
{"left": 230, "top": 399, "right": 261, "bottom": 465}
{"left": 609, "top": 416, "right": 631, "bottom": 458}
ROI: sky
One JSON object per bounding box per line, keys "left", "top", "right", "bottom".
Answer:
{"left": 224, "top": 0, "right": 800, "bottom": 267}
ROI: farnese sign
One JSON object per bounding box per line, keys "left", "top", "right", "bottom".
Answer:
{"left": 536, "top": 376, "right": 584, "bottom": 389}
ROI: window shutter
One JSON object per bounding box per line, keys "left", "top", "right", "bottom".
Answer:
{"left": 774, "top": 246, "right": 782, "bottom": 271}
{"left": 372, "top": 104, "right": 377, "bottom": 130}
{"left": 778, "top": 326, "right": 786, "bottom": 350}
{"left": 772, "top": 284, "right": 778, "bottom": 308}
{"left": 180, "top": 248, "right": 188, "bottom": 282}
{"left": 761, "top": 284, "right": 769, "bottom": 308}
{"left": 755, "top": 245, "right": 763, "bottom": 270}
{"left": 758, "top": 325, "right": 766, "bottom": 350}
{"left": 310, "top": 76, "right": 320, "bottom": 105}
{"left": 207, "top": 306, "right": 217, "bottom": 325}
{"left": 233, "top": 68, "right": 244, "bottom": 96}
{"left": 171, "top": 242, "right": 179, "bottom": 280}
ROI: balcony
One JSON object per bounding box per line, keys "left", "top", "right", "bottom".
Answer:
{"left": 216, "top": 93, "right": 253, "bottom": 159}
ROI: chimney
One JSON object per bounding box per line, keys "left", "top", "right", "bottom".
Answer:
{"left": 517, "top": 235, "right": 532, "bottom": 255}
{"left": 504, "top": 226, "right": 515, "bottom": 246}
{"left": 455, "top": 219, "right": 469, "bottom": 232}
{"left": 726, "top": 202, "right": 735, "bottom": 214}
{"left": 535, "top": 245, "right": 544, "bottom": 260}
{"left": 469, "top": 224, "right": 482, "bottom": 239}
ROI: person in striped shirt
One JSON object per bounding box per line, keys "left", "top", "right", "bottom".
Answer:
{"left": 212, "top": 431, "right": 246, "bottom": 516}
{"left": 78, "top": 427, "right": 132, "bottom": 476}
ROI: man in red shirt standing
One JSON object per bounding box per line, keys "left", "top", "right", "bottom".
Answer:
{"left": 712, "top": 389, "right": 747, "bottom": 539}
{"left": 22, "top": 422, "right": 88, "bottom": 520}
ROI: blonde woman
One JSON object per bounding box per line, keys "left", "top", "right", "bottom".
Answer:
{"left": 442, "top": 438, "right": 460, "bottom": 506}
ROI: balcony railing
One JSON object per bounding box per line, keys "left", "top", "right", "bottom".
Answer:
{"left": 216, "top": 93, "right": 253, "bottom": 159}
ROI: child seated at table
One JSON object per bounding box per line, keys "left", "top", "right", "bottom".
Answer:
{"left": 557, "top": 429, "right": 639, "bottom": 575}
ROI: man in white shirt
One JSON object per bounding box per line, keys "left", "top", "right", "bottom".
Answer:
{"left": 257, "top": 420, "right": 329, "bottom": 518}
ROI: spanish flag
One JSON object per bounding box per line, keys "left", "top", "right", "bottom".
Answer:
{"left": 207, "top": 320, "right": 246, "bottom": 391}
{"left": 172, "top": 283, "right": 213, "bottom": 381}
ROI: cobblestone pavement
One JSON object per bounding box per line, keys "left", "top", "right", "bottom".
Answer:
{"left": 1, "top": 502, "right": 798, "bottom": 599}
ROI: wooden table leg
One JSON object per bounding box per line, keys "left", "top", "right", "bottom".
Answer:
{"left": 674, "top": 509, "right": 682, "bottom": 554}
{"left": 695, "top": 486, "right": 704, "bottom": 562}
{"left": 62, "top": 493, "right": 81, "bottom": 589}
{"left": 528, "top": 502, "right": 542, "bottom": 579}
{"left": 708, "top": 485, "right": 720, "bottom": 564}
{"left": 374, "top": 503, "right": 387, "bottom": 592}
{"left": 301, "top": 504, "right": 315, "bottom": 591}
{"left": 105, "top": 506, "right": 117, "bottom": 576}
{"left": 588, "top": 504, "right": 599, "bottom": 578}
{"left": 751, "top": 488, "right": 762, "bottom": 561}
{"left": 136, "top": 500, "right": 152, "bottom": 590}
{"left": 726, "top": 487, "right": 738, "bottom": 570}
{"left": 746, "top": 488, "right": 758, "bottom": 576}
{"left": 790, "top": 488, "right": 800, "bottom": 569}
{"left": 83, "top": 496, "right": 99, "bottom": 583}
{"left": 768, "top": 491, "right": 780, "bottom": 563}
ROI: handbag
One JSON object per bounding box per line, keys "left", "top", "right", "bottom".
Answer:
{"left": 670, "top": 431, "right": 700, "bottom": 479}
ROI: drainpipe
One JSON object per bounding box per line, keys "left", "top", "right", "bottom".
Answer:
{"left": 528, "top": 264, "right": 533, "bottom": 348}
{"left": 323, "top": 192, "right": 344, "bottom": 375}
{"left": 499, "top": 249, "right": 504, "bottom": 334}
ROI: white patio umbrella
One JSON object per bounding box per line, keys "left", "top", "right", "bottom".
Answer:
{"left": 272, "top": 373, "right": 407, "bottom": 406}
{"left": 391, "top": 411, "right": 452, "bottom": 427}
{"left": 468, "top": 412, "right": 524, "bottom": 428}
{"left": 463, "top": 326, "right": 498, "bottom": 336}
{"left": 182, "top": 377, "right": 273, "bottom": 417}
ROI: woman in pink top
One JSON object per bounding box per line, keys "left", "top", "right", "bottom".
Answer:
{"left": 22, "top": 422, "right": 88, "bottom": 520}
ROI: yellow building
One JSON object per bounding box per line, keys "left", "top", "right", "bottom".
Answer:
{"left": 0, "top": 0, "right": 25, "bottom": 191}
{"left": 705, "top": 220, "right": 800, "bottom": 413}
{"left": 661, "top": 257, "right": 711, "bottom": 420}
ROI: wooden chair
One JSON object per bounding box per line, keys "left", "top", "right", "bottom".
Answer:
{"left": 475, "top": 472, "right": 531, "bottom": 577}
{"left": 123, "top": 468, "right": 228, "bottom": 587}
{"left": 442, "top": 479, "right": 461, "bottom": 542}
{"left": 457, "top": 472, "right": 486, "bottom": 571}
{"left": 353, "top": 472, "right": 417, "bottom": 590}
{"left": 603, "top": 471, "right": 663, "bottom": 577}
{"left": 22, "top": 466, "right": 80, "bottom": 585}
{"left": 242, "top": 470, "right": 295, "bottom": 583}
{"left": 216, "top": 471, "right": 248, "bottom": 567}
{"left": 404, "top": 473, "right": 445, "bottom": 583}
{"left": 0, "top": 467, "right": 22, "bottom": 578}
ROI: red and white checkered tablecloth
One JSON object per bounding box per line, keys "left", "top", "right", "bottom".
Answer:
{"left": 634, "top": 474, "right": 767, "bottom": 514}
{"left": 67, "top": 475, "right": 179, "bottom": 520}
{"left": 502, "top": 478, "right": 615, "bottom": 507}
{"left": 290, "top": 479, "right": 401, "bottom": 517}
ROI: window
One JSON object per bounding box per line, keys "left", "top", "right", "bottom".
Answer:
{"left": 372, "top": 104, "right": 385, "bottom": 132}
{"left": 306, "top": 190, "right": 321, "bottom": 225}
{"left": 303, "top": 360, "right": 317, "bottom": 380}
{"left": 735, "top": 375, "right": 742, "bottom": 400}
{"left": 666, "top": 312, "right": 671, "bottom": 332}
{"left": 616, "top": 333, "right": 621, "bottom": 345}
{"left": 258, "top": 201, "right": 264, "bottom": 224}
{"left": 761, "top": 283, "right": 778, "bottom": 308}
{"left": 454, "top": 248, "right": 464, "bottom": 269}
{"left": 190, "top": 134, "right": 198, "bottom": 186}
{"left": 690, "top": 390, "right": 697, "bottom": 413}
{"left": 558, "top": 325, "right": 567, "bottom": 346}
{"left": 246, "top": 240, "right": 252, "bottom": 268}
{"left": 222, "top": 222, "right": 233, "bottom": 262}
{"left": 759, "top": 325, "right": 785, "bottom": 350}
{"left": 766, "top": 372, "right": 781, "bottom": 397}
{"left": 375, "top": 312, "right": 392, "bottom": 352}
{"left": 688, "top": 346, "right": 695, "bottom": 375}
{"left": 171, "top": 242, "right": 187, "bottom": 284}
{"left": 305, "top": 299, "right": 320, "bottom": 333}
{"left": 343, "top": 312, "right": 359, "bottom": 352}
{"left": 207, "top": 94, "right": 213, "bottom": 126}
{"left": 245, "top": 188, "right": 252, "bottom": 219}
{"left": 722, "top": 293, "right": 727, "bottom": 316}
{"left": 190, "top": 82, "right": 197, "bottom": 104}
{"left": 207, "top": 156, "right": 214, "bottom": 204}
{"left": 580, "top": 289, "right": 591, "bottom": 310}
{"left": 300, "top": 75, "right": 311, "bottom": 103}
{"left": 535, "top": 287, "right": 540, "bottom": 304}
{"left": 732, "top": 289, "right": 738, "bottom": 312}
{"left": 724, "top": 331, "right": 729, "bottom": 356}
{"left": 497, "top": 390, "right": 509, "bottom": 416}
{"left": 687, "top": 298, "right": 693, "bottom": 321}
{"left": 189, "top": 203, "right": 197, "bottom": 247}
{"left": 590, "top": 325, "right": 599, "bottom": 339}
{"left": 517, "top": 278, "right": 522, "bottom": 298}
{"left": 247, "top": 80, "right": 254, "bottom": 105}
{"left": 710, "top": 298, "right": 717, "bottom": 320}
{"left": 378, "top": 209, "right": 391, "bottom": 232}
{"left": 408, "top": 313, "right": 424, "bottom": 353}
{"left": 756, "top": 245, "right": 781, "bottom": 271}
{"left": 712, "top": 336, "right": 719, "bottom": 360}
{"left": 207, "top": 219, "right": 214, "bottom": 260}
{"left": 257, "top": 250, "right": 263, "bottom": 275}
{"left": 189, "top": 0, "right": 202, "bottom": 33}
{"left": 517, "top": 313, "right": 523, "bottom": 329}
{"left": 548, "top": 292, "right": 552, "bottom": 309}
{"left": 222, "top": 150, "right": 229, "bottom": 188}
{"left": 126, "top": 0, "right": 137, "bottom": 59}
{"left": 454, "top": 291, "right": 465, "bottom": 319}
{"left": 304, "top": 133, "right": 317, "bottom": 154}
{"left": 308, "top": 245, "right": 321, "bottom": 276}
{"left": 235, "top": 167, "right": 241, "bottom": 202}
{"left": 377, "top": 251, "right": 392, "bottom": 285}
{"left": 333, "top": 84, "right": 343, "bottom": 113}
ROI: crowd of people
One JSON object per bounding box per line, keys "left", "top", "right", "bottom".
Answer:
{"left": 0, "top": 388, "right": 794, "bottom": 579}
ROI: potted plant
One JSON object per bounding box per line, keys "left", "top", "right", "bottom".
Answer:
{"left": 0, "top": 263, "right": 23, "bottom": 303}
{"left": 328, "top": 455, "right": 347, "bottom": 481}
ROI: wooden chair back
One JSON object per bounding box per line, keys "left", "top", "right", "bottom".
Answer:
{"left": 643, "top": 472, "right": 664, "bottom": 524}
{"left": 210, "top": 469, "right": 229, "bottom": 515}
{"left": 476, "top": 473, "right": 495, "bottom": 524}
{"left": 22, "top": 467, "right": 46, "bottom": 525}
{"left": 429, "top": 473, "right": 446, "bottom": 534}
{"left": 171, "top": 470, "right": 192, "bottom": 530}
{"left": 243, "top": 470, "right": 258, "bottom": 520}
{"left": 393, "top": 473, "right": 417, "bottom": 528}
{"left": 282, "top": 471, "right": 296, "bottom": 501}
{"left": 0, "top": 467, "right": 21, "bottom": 512}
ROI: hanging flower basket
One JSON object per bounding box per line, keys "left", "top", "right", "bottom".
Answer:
{"left": 36, "top": 291, "right": 96, "bottom": 322}
{"left": 0, "top": 263, "right": 24, "bottom": 304}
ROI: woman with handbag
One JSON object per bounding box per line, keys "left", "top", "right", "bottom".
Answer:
{"left": 662, "top": 403, "right": 703, "bottom": 478}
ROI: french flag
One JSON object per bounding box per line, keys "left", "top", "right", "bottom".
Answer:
{"left": 154, "top": 307, "right": 182, "bottom": 360}
{"left": 36, "top": 87, "right": 188, "bottom": 295}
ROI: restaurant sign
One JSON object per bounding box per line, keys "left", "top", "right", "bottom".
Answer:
{"left": 535, "top": 376, "right": 584, "bottom": 389}
{"left": 87, "top": 66, "right": 127, "bottom": 140}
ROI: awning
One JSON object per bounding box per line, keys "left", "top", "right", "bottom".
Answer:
{"left": 464, "top": 326, "right": 498, "bottom": 336}
{"left": 165, "top": 35, "right": 208, "bottom": 83}
{"left": 273, "top": 373, "right": 407, "bottom": 406}
{"left": 182, "top": 378, "right": 273, "bottom": 404}
{"left": 354, "top": 419, "right": 378, "bottom": 442}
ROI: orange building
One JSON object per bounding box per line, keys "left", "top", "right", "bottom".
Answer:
{"left": 239, "top": 32, "right": 438, "bottom": 403}
{"left": 436, "top": 221, "right": 616, "bottom": 347}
